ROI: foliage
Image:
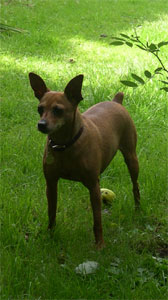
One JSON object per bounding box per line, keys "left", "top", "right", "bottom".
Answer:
{"left": 110, "top": 28, "right": 168, "bottom": 92}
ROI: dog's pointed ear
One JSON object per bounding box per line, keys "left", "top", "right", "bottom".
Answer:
{"left": 29, "top": 73, "right": 49, "bottom": 100}
{"left": 64, "top": 74, "right": 84, "bottom": 105}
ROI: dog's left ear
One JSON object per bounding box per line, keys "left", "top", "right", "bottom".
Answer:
{"left": 64, "top": 74, "right": 84, "bottom": 105}
{"left": 29, "top": 72, "right": 49, "bottom": 100}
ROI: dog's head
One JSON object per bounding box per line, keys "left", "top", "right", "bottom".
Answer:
{"left": 29, "top": 73, "right": 83, "bottom": 134}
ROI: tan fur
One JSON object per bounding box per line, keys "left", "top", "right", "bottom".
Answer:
{"left": 29, "top": 73, "right": 140, "bottom": 249}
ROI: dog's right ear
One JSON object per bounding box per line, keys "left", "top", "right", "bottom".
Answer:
{"left": 29, "top": 73, "right": 49, "bottom": 100}
{"left": 64, "top": 74, "right": 84, "bottom": 105}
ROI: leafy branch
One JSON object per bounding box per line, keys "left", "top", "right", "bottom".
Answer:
{"left": 110, "top": 28, "right": 168, "bottom": 92}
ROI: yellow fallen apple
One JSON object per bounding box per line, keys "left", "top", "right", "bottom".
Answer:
{"left": 101, "top": 188, "right": 116, "bottom": 205}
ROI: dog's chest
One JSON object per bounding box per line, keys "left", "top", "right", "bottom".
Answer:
{"left": 59, "top": 158, "right": 83, "bottom": 181}
{"left": 45, "top": 146, "right": 84, "bottom": 181}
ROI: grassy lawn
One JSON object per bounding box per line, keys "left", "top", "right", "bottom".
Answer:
{"left": 1, "top": 0, "right": 168, "bottom": 299}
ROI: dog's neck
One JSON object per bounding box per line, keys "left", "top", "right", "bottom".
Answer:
{"left": 48, "top": 108, "right": 83, "bottom": 146}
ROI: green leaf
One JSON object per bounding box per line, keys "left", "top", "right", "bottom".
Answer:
{"left": 160, "top": 80, "right": 168, "bottom": 85}
{"left": 158, "top": 41, "right": 168, "bottom": 48}
{"left": 154, "top": 67, "right": 163, "bottom": 73}
{"left": 149, "top": 43, "right": 158, "bottom": 51}
{"left": 120, "top": 80, "right": 138, "bottom": 87}
{"left": 144, "top": 70, "right": 152, "bottom": 78}
{"left": 131, "top": 73, "right": 145, "bottom": 84}
{"left": 160, "top": 87, "right": 168, "bottom": 92}
{"left": 120, "top": 33, "right": 130, "bottom": 39}
{"left": 126, "top": 41, "right": 133, "bottom": 47}
{"left": 110, "top": 41, "right": 124, "bottom": 46}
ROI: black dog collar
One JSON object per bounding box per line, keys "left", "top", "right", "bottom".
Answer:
{"left": 48, "top": 127, "right": 84, "bottom": 151}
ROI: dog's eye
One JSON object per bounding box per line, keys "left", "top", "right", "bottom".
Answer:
{"left": 52, "top": 106, "right": 63, "bottom": 117}
{"left": 38, "top": 106, "right": 44, "bottom": 116}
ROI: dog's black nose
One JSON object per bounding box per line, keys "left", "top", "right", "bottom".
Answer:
{"left": 38, "top": 120, "right": 48, "bottom": 133}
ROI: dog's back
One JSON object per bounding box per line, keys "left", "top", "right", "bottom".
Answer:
{"left": 83, "top": 96, "right": 137, "bottom": 173}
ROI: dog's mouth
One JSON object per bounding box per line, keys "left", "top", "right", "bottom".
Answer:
{"left": 38, "top": 127, "right": 49, "bottom": 134}
{"left": 37, "top": 119, "right": 65, "bottom": 134}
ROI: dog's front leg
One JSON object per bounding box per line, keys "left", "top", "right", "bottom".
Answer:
{"left": 89, "top": 181, "right": 104, "bottom": 249}
{"left": 46, "top": 179, "right": 58, "bottom": 229}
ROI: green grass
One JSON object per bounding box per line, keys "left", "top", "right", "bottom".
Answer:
{"left": 0, "top": 0, "right": 168, "bottom": 299}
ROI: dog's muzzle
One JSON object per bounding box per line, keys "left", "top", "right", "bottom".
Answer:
{"left": 38, "top": 119, "right": 49, "bottom": 134}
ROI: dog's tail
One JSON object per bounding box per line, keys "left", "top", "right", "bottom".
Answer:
{"left": 112, "top": 92, "right": 124, "bottom": 105}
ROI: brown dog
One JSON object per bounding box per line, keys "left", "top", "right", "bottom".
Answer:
{"left": 29, "top": 73, "right": 140, "bottom": 248}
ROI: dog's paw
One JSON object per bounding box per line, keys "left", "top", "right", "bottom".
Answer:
{"left": 96, "top": 240, "right": 105, "bottom": 250}
{"left": 48, "top": 221, "right": 56, "bottom": 231}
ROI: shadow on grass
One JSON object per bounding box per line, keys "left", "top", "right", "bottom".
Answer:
{"left": 1, "top": 0, "right": 168, "bottom": 60}
{"left": 1, "top": 0, "right": 168, "bottom": 113}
